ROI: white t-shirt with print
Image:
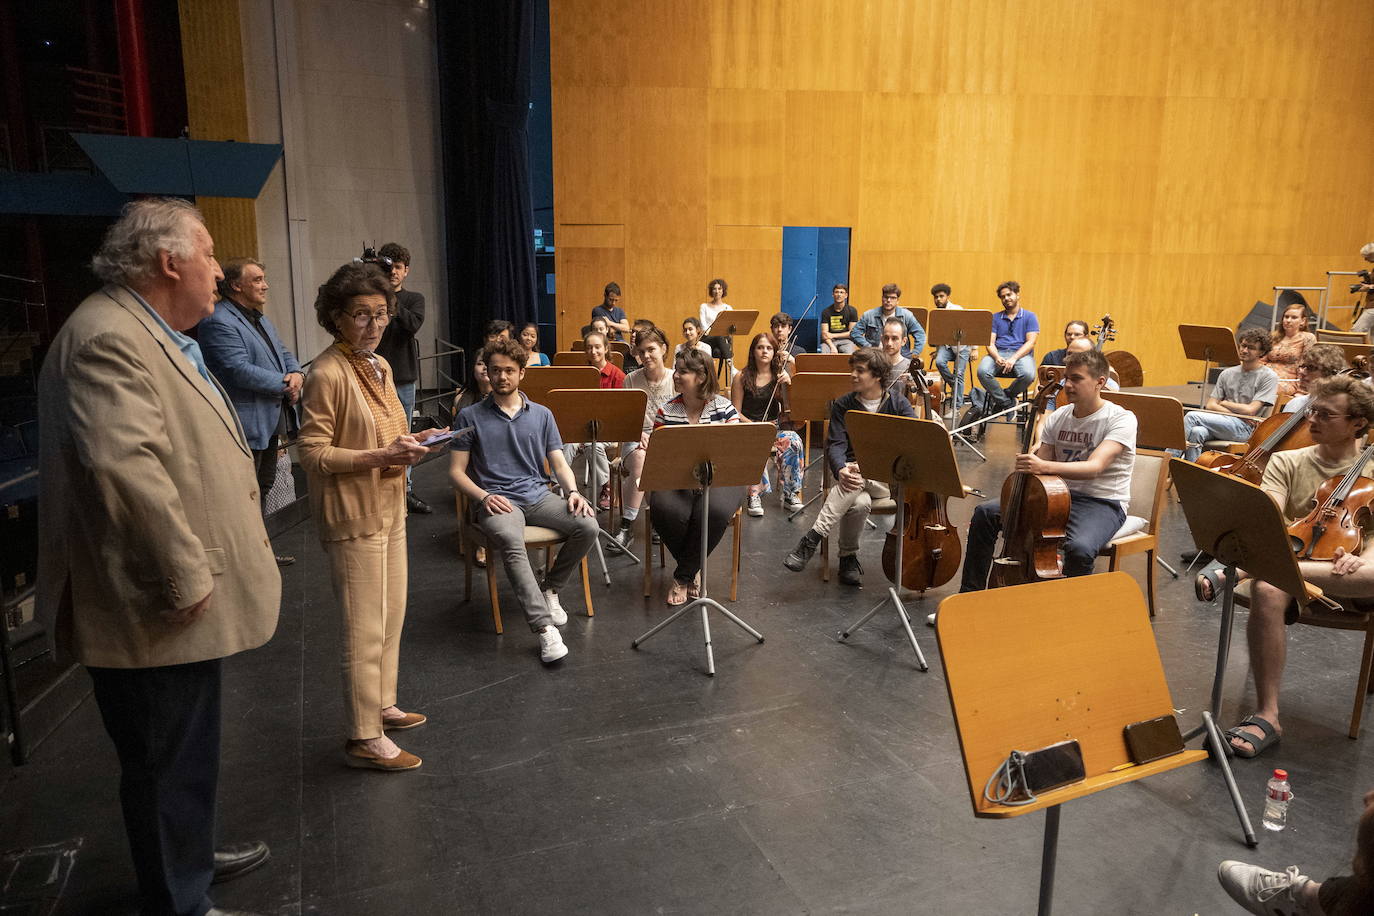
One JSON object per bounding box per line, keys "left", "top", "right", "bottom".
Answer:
{"left": 1038, "top": 400, "right": 1137, "bottom": 509}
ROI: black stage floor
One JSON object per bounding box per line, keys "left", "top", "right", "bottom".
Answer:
{"left": 3, "top": 415, "right": 1371, "bottom": 914}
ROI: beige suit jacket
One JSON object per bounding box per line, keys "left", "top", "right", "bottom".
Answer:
{"left": 37, "top": 285, "right": 280, "bottom": 668}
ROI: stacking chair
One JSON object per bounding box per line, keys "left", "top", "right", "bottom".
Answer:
{"left": 457, "top": 490, "right": 595, "bottom": 635}
{"left": 1098, "top": 452, "right": 1170, "bottom": 617}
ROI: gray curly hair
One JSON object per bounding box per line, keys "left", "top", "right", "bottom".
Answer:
{"left": 1361, "top": 242, "right": 1374, "bottom": 262}
{"left": 91, "top": 198, "right": 204, "bottom": 286}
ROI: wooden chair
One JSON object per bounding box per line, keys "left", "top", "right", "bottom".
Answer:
{"left": 641, "top": 504, "right": 743, "bottom": 602}
{"left": 794, "top": 353, "right": 852, "bottom": 373}
{"left": 936, "top": 573, "right": 1211, "bottom": 915}
{"left": 1317, "top": 328, "right": 1369, "bottom": 344}
{"left": 456, "top": 490, "right": 595, "bottom": 635}
{"left": 552, "top": 350, "right": 624, "bottom": 371}
{"left": 1231, "top": 581, "right": 1374, "bottom": 739}
{"left": 1335, "top": 342, "right": 1374, "bottom": 366}
{"left": 1098, "top": 452, "right": 1170, "bottom": 617}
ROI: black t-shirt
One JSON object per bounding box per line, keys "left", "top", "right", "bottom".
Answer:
{"left": 590, "top": 304, "right": 626, "bottom": 340}
{"left": 821, "top": 304, "right": 857, "bottom": 336}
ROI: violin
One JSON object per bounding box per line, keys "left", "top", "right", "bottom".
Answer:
{"left": 1196, "top": 406, "right": 1313, "bottom": 484}
{"left": 986, "top": 377, "right": 1072, "bottom": 588}
{"left": 1287, "top": 444, "right": 1374, "bottom": 560}
{"left": 881, "top": 364, "right": 961, "bottom": 592}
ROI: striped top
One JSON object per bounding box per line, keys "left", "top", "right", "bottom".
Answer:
{"left": 654, "top": 394, "right": 739, "bottom": 428}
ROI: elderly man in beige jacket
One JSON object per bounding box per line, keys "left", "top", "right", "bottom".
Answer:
{"left": 38, "top": 199, "right": 280, "bottom": 916}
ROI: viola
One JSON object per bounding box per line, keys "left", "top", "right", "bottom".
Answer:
{"left": 1196, "top": 406, "right": 1313, "bottom": 484}
{"left": 882, "top": 363, "right": 960, "bottom": 592}
{"left": 986, "top": 377, "right": 1072, "bottom": 588}
{"left": 1287, "top": 444, "right": 1374, "bottom": 560}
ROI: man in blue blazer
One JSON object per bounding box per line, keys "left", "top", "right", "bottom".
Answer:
{"left": 198, "top": 258, "right": 303, "bottom": 566}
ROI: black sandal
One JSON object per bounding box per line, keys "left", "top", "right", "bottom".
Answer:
{"left": 1194, "top": 562, "right": 1227, "bottom": 603}
{"left": 1224, "top": 715, "right": 1280, "bottom": 759}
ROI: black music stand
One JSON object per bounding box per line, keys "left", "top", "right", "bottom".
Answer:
{"left": 543, "top": 388, "right": 649, "bottom": 581}
{"left": 631, "top": 422, "right": 776, "bottom": 676}
{"left": 1178, "top": 325, "right": 1240, "bottom": 408}
{"left": 930, "top": 308, "right": 993, "bottom": 460}
{"left": 836, "top": 412, "right": 965, "bottom": 670}
{"left": 706, "top": 309, "right": 759, "bottom": 382}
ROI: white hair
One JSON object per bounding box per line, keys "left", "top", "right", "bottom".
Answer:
{"left": 1361, "top": 242, "right": 1374, "bottom": 262}
{"left": 90, "top": 198, "right": 204, "bottom": 286}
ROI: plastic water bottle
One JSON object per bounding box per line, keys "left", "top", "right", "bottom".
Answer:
{"left": 1262, "top": 768, "right": 1293, "bottom": 831}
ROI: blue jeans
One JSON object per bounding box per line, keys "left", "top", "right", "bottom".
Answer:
{"left": 1176, "top": 411, "right": 1255, "bottom": 462}
{"left": 960, "top": 494, "right": 1126, "bottom": 591}
{"left": 934, "top": 345, "right": 972, "bottom": 412}
{"left": 395, "top": 381, "right": 416, "bottom": 490}
{"left": 976, "top": 354, "right": 1036, "bottom": 410}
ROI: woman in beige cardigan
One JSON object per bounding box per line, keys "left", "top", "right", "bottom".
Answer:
{"left": 298, "top": 263, "right": 445, "bottom": 771}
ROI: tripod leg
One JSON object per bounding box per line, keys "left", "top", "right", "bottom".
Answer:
{"left": 701, "top": 604, "right": 715, "bottom": 677}
{"left": 890, "top": 588, "right": 929, "bottom": 671}
{"left": 713, "top": 601, "right": 765, "bottom": 643}
{"left": 590, "top": 537, "right": 611, "bottom": 587}
{"left": 631, "top": 604, "right": 693, "bottom": 648}
{"left": 1202, "top": 711, "right": 1258, "bottom": 848}
{"left": 839, "top": 596, "right": 887, "bottom": 640}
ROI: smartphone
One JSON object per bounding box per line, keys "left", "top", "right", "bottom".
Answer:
{"left": 1124, "top": 715, "right": 1184, "bottom": 765}
{"left": 1017, "top": 740, "right": 1085, "bottom": 795}
{"left": 421, "top": 426, "right": 470, "bottom": 446}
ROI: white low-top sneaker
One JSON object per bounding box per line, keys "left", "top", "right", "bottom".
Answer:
{"left": 538, "top": 626, "right": 568, "bottom": 663}
{"left": 544, "top": 589, "right": 568, "bottom": 626}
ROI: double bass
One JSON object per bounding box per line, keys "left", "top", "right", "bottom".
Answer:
{"left": 1286, "top": 443, "right": 1374, "bottom": 560}
{"left": 986, "top": 377, "right": 1072, "bottom": 587}
{"left": 882, "top": 362, "right": 961, "bottom": 592}
{"left": 1092, "top": 315, "right": 1144, "bottom": 388}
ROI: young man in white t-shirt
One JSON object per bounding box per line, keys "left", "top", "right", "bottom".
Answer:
{"left": 959, "top": 348, "right": 1137, "bottom": 591}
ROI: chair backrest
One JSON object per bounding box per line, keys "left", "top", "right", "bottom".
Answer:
{"left": 795, "top": 353, "right": 852, "bottom": 373}
{"left": 1127, "top": 452, "right": 1168, "bottom": 531}
{"left": 1102, "top": 390, "right": 1186, "bottom": 452}
{"left": 1317, "top": 328, "right": 1369, "bottom": 344}
{"left": 936, "top": 573, "right": 1183, "bottom": 816}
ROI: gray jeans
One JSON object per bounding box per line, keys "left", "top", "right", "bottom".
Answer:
{"left": 472, "top": 491, "right": 599, "bottom": 631}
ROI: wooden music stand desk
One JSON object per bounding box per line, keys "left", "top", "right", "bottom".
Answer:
{"left": 794, "top": 353, "right": 852, "bottom": 374}
{"left": 1102, "top": 390, "right": 1187, "bottom": 453}
{"left": 1178, "top": 325, "right": 1240, "bottom": 407}
{"left": 520, "top": 366, "right": 600, "bottom": 405}
{"left": 631, "top": 422, "right": 776, "bottom": 676}
{"left": 783, "top": 372, "right": 852, "bottom": 528}
{"left": 837, "top": 411, "right": 965, "bottom": 670}
{"left": 937, "top": 572, "right": 1242, "bottom": 916}
{"left": 542, "top": 388, "right": 649, "bottom": 579}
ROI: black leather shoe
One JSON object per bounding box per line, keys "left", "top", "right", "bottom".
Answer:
{"left": 212, "top": 840, "right": 270, "bottom": 885}
{"left": 784, "top": 531, "right": 821, "bottom": 571}
{"left": 274, "top": 555, "right": 295, "bottom": 567}
{"left": 406, "top": 493, "right": 433, "bottom": 514}
{"left": 838, "top": 554, "right": 864, "bottom": 586}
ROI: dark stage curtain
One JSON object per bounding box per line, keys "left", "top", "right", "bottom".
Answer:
{"left": 434, "top": 0, "right": 538, "bottom": 366}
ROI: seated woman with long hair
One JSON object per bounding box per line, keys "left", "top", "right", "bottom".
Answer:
{"left": 519, "top": 322, "right": 550, "bottom": 366}
{"left": 648, "top": 347, "right": 742, "bottom": 607}
{"left": 731, "top": 332, "right": 803, "bottom": 517}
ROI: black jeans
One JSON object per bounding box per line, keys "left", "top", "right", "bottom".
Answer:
{"left": 959, "top": 493, "right": 1126, "bottom": 591}
{"left": 89, "top": 659, "right": 222, "bottom": 916}
{"left": 650, "top": 486, "right": 745, "bottom": 583}
{"left": 252, "top": 434, "right": 279, "bottom": 503}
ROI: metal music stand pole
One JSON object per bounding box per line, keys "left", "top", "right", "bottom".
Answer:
{"left": 929, "top": 308, "right": 993, "bottom": 460}
{"left": 631, "top": 422, "right": 775, "bottom": 676}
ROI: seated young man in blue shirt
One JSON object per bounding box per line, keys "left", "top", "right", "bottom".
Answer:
{"left": 450, "top": 337, "right": 599, "bottom": 664}
{"left": 783, "top": 347, "right": 917, "bottom": 587}
{"left": 972, "top": 280, "right": 1040, "bottom": 418}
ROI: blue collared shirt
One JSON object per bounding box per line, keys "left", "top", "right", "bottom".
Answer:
{"left": 454, "top": 393, "right": 564, "bottom": 507}
{"left": 991, "top": 307, "right": 1040, "bottom": 356}
{"left": 126, "top": 287, "right": 227, "bottom": 407}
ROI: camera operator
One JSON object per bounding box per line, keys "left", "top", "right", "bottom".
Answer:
{"left": 371, "top": 243, "right": 431, "bottom": 514}
{"left": 1347, "top": 242, "right": 1374, "bottom": 336}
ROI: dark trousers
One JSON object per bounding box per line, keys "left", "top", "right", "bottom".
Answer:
{"left": 252, "top": 435, "right": 279, "bottom": 501}
{"left": 959, "top": 493, "right": 1125, "bottom": 591}
{"left": 89, "top": 659, "right": 222, "bottom": 916}
{"left": 650, "top": 486, "right": 745, "bottom": 583}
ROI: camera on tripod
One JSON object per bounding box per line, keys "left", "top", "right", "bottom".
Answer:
{"left": 1350, "top": 269, "right": 1372, "bottom": 294}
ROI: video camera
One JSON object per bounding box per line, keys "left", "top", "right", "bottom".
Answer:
{"left": 1350, "top": 269, "right": 1372, "bottom": 294}
{"left": 355, "top": 244, "right": 394, "bottom": 272}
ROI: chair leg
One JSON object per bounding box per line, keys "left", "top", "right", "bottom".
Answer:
{"left": 1145, "top": 547, "right": 1157, "bottom": 619}
{"left": 820, "top": 534, "right": 830, "bottom": 582}
{"left": 464, "top": 537, "right": 473, "bottom": 602}
{"left": 582, "top": 556, "right": 595, "bottom": 617}
{"left": 487, "top": 563, "right": 503, "bottom": 635}
{"left": 643, "top": 509, "right": 653, "bottom": 598}
{"left": 731, "top": 511, "right": 741, "bottom": 602}
{"left": 1350, "top": 623, "right": 1374, "bottom": 739}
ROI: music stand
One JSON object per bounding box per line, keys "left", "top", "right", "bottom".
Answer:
{"left": 542, "top": 388, "right": 649, "bottom": 580}
{"left": 631, "top": 422, "right": 776, "bottom": 676}
{"left": 520, "top": 366, "right": 600, "bottom": 405}
{"left": 706, "top": 309, "right": 759, "bottom": 382}
{"left": 929, "top": 308, "right": 993, "bottom": 458}
{"left": 783, "top": 372, "right": 852, "bottom": 526}
{"left": 836, "top": 412, "right": 964, "bottom": 670}
{"left": 1178, "top": 325, "right": 1240, "bottom": 408}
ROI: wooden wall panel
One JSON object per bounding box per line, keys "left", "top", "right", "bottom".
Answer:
{"left": 551, "top": 0, "right": 1374, "bottom": 386}
{"left": 554, "top": 242, "right": 624, "bottom": 350}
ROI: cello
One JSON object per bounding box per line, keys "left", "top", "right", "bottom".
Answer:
{"left": 986, "top": 377, "right": 1072, "bottom": 588}
{"left": 882, "top": 362, "right": 961, "bottom": 592}
{"left": 1286, "top": 443, "right": 1374, "bottom": 560}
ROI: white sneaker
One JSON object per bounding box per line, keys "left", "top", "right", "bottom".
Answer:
{"left": 543, "top": 589, "right": 568, "bottom": 626}
{"left": 925, "top": 612, "right": 937, "bottom": 627}
{"left": 538, "top": 626, "right": 568, "bottom": 663}
{"left": 747, "top": 494, "right": 764, "bottom": 517}
{"left": 1217, "top": 861, "right": 1319, "bottom": 916}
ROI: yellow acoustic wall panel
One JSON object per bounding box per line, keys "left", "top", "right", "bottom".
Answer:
{"left": 551, "top": 0, "right": 1374, "bottom": 384}
{"left": 177, "top": 0, "right": 257, "bottom": 261}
